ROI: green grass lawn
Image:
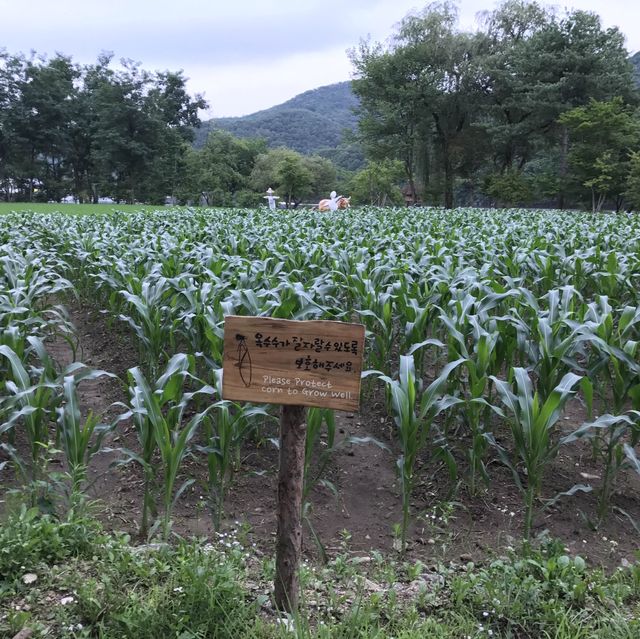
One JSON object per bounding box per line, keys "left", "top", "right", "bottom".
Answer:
{"left": 0, "top": 202, "right": 183, "bottom": 215}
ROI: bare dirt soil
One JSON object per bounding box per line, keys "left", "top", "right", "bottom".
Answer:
{"left": 3, "top": 300, "right": 640, "bottom": 569}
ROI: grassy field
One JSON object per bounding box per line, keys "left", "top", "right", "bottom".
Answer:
{"left": 0, "top": 202, "right": 187, "bottom": 215}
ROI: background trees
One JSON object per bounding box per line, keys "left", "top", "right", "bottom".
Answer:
{"left": 0, "top": 52, "right": 207, "bottom": 203}
{"left": 249, "top": 148, "right": 337, "bottom": 207}
{"left": 350, "top": 0, "right": 640, "bottom": 210}
{"left": 559, "top": 98, "right": 640, "bottom": 212}
{"left": 1, "top": 1, "right": 640, "bottom": 210}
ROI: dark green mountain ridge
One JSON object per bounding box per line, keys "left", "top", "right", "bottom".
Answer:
{"left": 194, "top": 81, "right": 359, "bottom": 155}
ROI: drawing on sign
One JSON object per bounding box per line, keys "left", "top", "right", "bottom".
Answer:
{"left": 235, "top": 333, "right": 253, "bottom": 387}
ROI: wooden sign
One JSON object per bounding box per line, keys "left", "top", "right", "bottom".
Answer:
{"left": 222, "top": 315, "right": 365, "bottom": 412}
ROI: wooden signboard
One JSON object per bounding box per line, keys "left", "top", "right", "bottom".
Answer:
{"left": 222, "top": 315, "right": 365, "bottom": 412}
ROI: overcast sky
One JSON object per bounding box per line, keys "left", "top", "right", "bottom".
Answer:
{"left": 1, "top": 0, "right": 638, "bottom": 118}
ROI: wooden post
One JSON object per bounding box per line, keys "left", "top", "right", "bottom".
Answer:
{"left": 274, "top": 404, "right": 307, "bottom": 612}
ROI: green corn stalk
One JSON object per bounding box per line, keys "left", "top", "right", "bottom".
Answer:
{"left": 575, "top": 299, "right": 640, "bottom": 416}
{"left": 379, "top": 355, "right": 464, "bottom": 553}
{"left": 490, "top": 368, "right": 582, "bottom": 540}
{"left": 118, "top": 277, "right": 178, "bottom": 377}
{"left": 116, "top": 353, "right": 202, "bottom": 539}
{"left": 461, "top": 330, "right": 500, "bottom": 496}
{"left": 562, "top": 411, "right": 640, "bottom": 520}
{"left": 199, "top": 370, "right": 274, "bottom": 530}
{"left": 0, "top": 345, "right": 57, "bottom": 490}
{"left": 56, "top": 372, "right": 115, "bottom": 498}
{"left": 359, "top": 292, "right": 396, "bottom": 377}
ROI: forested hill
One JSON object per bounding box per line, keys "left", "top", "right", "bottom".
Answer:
{"left": 632, "top": 52, "right": 640, "bottom": 87}
{"left": 194, "top": 82, "right": 359, "bottom": 154}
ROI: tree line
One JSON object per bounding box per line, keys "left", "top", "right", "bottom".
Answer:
{"left": 3, "top": 0, "right": 640, "bottom": 211}
{"left": 0, "top": 51, "right": 208, "bottom": 204}
{"left": 350, "top": 0, "right": 640, "bottom": 211}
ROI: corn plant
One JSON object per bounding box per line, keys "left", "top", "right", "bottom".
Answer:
{"left": 116, "top": 354, "right": 210, "bottom": 539}
{"left": 562, "top": 412, "right": 640, "bottom": 520}
{"left": 56, "top": 372, "right": 115, "bottom": 497}
{"left": 0, "top": 345, "right": 58, "bottom": 490}
{"left": 575, "top": 299, "right": 640, "bottom": 416}
{"left": 525, "top": 288, "right": 585, "bottom": 402}
{"left": 198, "top": 370, "right": 274, "bottom": 529}
{"left": 490, "top": 368, "right": 582, "bottom": 539}
{"left": 461, "top": 329, "right": 500, "bottom": 496}
{"left": 358, "top": 292, "right": 396, "bottom": 376}
{"left": 378, "top": 355, "right": 464, "bottom": 553}
{"left": 118, "top": 276, "right": 178, "bottom": 377}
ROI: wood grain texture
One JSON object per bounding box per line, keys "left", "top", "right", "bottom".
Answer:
{"left": 274, "top": 404, "right": 306, "bottom": 612}
{"left": 222, "top": 316, "right": 365, "bottom": 411}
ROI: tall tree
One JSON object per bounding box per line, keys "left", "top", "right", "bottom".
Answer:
{"left": 250, "top": 148, "right": 335, "bottom": 206}
{"left": 86, "top": 56, "right": 207, "bottom": 203}
{"left": 559, "top": 98, "right": 640, "bottom": 212}
{"left": 181, "top": 130, "right": 266, "bottom": 206}
{"left": 351, "top": 2, "right": 486, "bottom": 208}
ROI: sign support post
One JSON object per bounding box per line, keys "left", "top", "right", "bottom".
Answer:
{"left": 274, "top": 404, "right": 306, "bottom": 612}
{"left": 222, "top": 316, "right": 364, "bottom": 613}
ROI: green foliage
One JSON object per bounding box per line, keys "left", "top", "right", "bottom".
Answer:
{"left": 0, "top": 505, "right": 101, "bottom": 581}
{"left": 2, "top": 512, "right": 639, "bottom": 638}
{"left": 0, "top": 50, "right": 207, "bottom": 204}
{"left": 625, "top": 151, "right": 640, "bottom": 211}
{"left": 559, "top": 98, "right": 640, "bottom": 211}
{"left": 179, "top": 130, "right": 267, "bottom": 206}
{"left": 73, "top": 542, "right": 252, "bottom": 639}
{"left": 351, "top": 1, "right": 638, "bottom": 210}
{"left": 250, "top": 147, "right": 336, "bottom": 204}
{"left": 450, "top": 537, "right": 640, "bottom": 637}
{"left": 348, "top": 159, "right": 404, "bottom": 206}
{"left": 483, "top": 168, "right": 533, "bottom": 206}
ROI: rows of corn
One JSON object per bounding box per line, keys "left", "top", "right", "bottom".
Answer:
{"left": 2, "top": 207, "right": 640, "bottom": 548}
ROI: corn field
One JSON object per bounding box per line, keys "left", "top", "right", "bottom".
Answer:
{"left": 2, "top": 207, "right": 640, "bottom": 549}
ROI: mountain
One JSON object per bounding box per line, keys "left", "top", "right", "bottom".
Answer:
{"left": 632, "top": 52, "right": 640, "bottom": 88}
{"left": 194, "top": 82, "right": 360, "bottom": 156}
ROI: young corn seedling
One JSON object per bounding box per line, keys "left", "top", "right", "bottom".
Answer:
{"left": 116, "top": 354, "right": 210, "bottom": 539}
{"left": 56, "top": 372, "right": 115, "bottom": 500}
{"left": 562, "top": 411, "right": 640, "bottom": 521}
{"left": 379, "top": 355, "right": 464, "bottom": 553}
{"left": 198, "top": 369, "right": 274, "bottom": 529}
{"left": 438, "top": 299, "right": 503, "bottom": 495}
{"left": 0, "top": 345, "right": 58, "bottom": 492}
{"left": 490, "top": 368, "right": 582, "bottom": 540}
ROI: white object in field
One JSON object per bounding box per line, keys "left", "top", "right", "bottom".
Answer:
{"left": 264, "top": 187, "right": 279, "bottom": 211}
{"left": 328, "top": 190, "right": 342, "bottom": 211}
